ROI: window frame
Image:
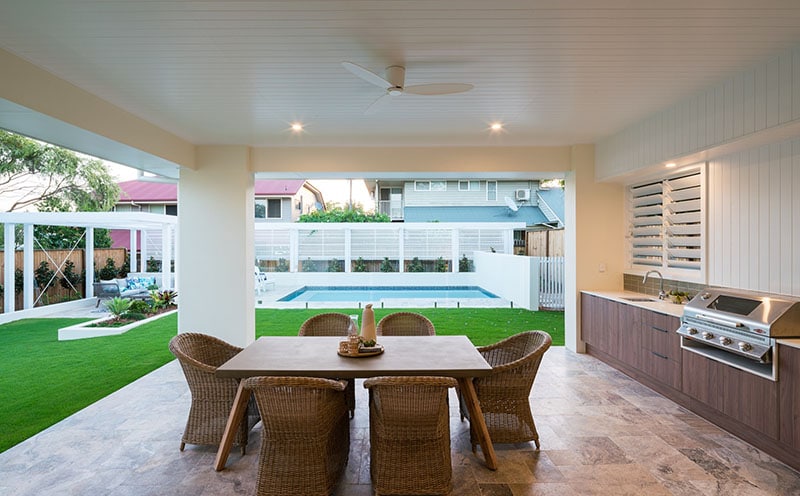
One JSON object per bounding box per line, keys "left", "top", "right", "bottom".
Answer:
{"left": 486, "top": 181, "right": 497, "bottom": 201}
{"left": 458, "top": 180, "right": 480, "bottom": 191}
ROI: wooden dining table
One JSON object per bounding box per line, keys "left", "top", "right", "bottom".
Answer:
{"left": 213, "top": 335, "right": 498, "bottom": 471}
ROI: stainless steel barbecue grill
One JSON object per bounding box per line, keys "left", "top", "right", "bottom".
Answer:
{"left": 677, "top": 287, "right": 800, "bottom": 379}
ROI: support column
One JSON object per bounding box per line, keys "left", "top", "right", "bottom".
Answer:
{"left": 85, "top": 228, "right": 95, "bottom": 297}
{"left": 178, "top": 146, "right": 254, "bottom": 347}
{"left": 4, "top": 223, "right": 15, "bottom": 313}
{"left": 161, "top": 225, "right": 172, "bottom": 289}
{"left": 140, "top": 231, "right": 149, "bottom": 272}
{"left": 23, "top": 224, "right": 33, "bottom": 309}
{"left": 129, "top": 229, "right": 138, "bottom": 275}
{"left": 566, "top": 144, "right": 624, "bottom": 353}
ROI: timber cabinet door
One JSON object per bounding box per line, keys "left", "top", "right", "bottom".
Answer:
{"left": 779, "top": 344, "right": 800, "bottom": 450}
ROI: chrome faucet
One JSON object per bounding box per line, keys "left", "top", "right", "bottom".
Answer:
{"left": 643, "top": 270, "right": 667, "bottom": 300}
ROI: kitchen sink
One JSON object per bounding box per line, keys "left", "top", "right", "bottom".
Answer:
{"left": 623, "top": 297, "right": 657, "bottom": 302}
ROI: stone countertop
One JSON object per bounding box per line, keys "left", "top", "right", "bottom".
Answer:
{"left": 779, "top": 339, "right": 800, "bottom": 350}
{"left": 581, "top": 290, "right": 685, "bottom": 318}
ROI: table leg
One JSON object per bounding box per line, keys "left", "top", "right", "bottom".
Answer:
{"left": 214, "top": 382, "right": 252, "bottom": 471}
{"left": 457, "top": 378, "right": 498, "bottom": 470}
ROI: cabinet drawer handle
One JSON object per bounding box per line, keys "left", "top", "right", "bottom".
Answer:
{"left": 651, "top": 351, "right": 668, "bottom": 359}
{"left": 652, "top": 327, "right": 668, "bottom": 333}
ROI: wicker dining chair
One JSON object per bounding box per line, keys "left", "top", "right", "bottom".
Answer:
{"left": 460, "top": 330, "right": 552, "bottom": 450}
{"left": 168, "top": 332, "right": 260, "bottom": 454}
{"left": 364, "top": 376, "right": 458, "bottom": 496}
{"left": 298, "top": 312, "right": 356, "bottom": 416}
{"left": 243, "top": 376, "right": 350, "bottom": 496}
{"left": 376, "top": 312, "right": 435, "bottom": 336}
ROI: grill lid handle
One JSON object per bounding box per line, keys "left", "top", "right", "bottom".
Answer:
{"left": 696, "top": 313, "right": 745, "bottom": 328}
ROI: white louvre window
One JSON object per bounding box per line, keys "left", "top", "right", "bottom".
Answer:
{"left": 351, "top": 229, "right": 401, "bottom": 258}
{"left": 298, "top": 229, "right": 345, "bottom": 260}
{"left": 627, "top": 167, "right": 704, "bottom": 279}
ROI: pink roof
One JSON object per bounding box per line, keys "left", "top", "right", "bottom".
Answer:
{"left": 118, "top": 179, "right": 306, "bottom": 202}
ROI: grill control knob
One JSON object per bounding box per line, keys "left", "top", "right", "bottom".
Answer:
{"left": 702, "top": 331, "right": 714, "bottom": 340}
{"left": 738, "top": 342, "right": 753, "bottom": 352}
{"left": 719, "top": 337, "right": 732, "bottom": 346}
{"left": 687, "top": 327, "right": 698, "bottom": 335}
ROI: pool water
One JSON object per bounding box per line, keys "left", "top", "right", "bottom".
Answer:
{"left": 278, "top": 286, "right": 499, "bottom": 302}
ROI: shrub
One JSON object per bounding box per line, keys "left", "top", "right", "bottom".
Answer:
{"left": 435, "top": 257, "right": 448, "bottom": 272}
{"left": 96, "top": 257, "right": 118, "bottom": 281}
{"left": 34, "top": 261, "right": 55, "bottom": 290}
{"left": 353, "top": 257, "right": 368, "bottom": 272}
{"left": 459, "top": 254, "right": 473, "bottom": 272}
{"left": 327, "top": 258, "right": 343, "bottom": 272}
{"left": 14, "top": 268, "right": 23, "bottom": 294}
{"left": 121, "top": 311, "right": 147, "bottom": 322}
{"left": 276, "top": 258, "right": 289, "bottom": 272}
{"left": 408, "top": 257, "right": 424, "bottom": 273}
{"left": 59, "top": 260, "right": 82, "bottom": 290}
{"left": 380, "top": 257, "right": 395, "bottom": 273}
{"left": 302, "top": 258, "right": 317, "bottom": 272}
{"left": 128, "top": 299, "right": 152, "bottom": 314}
{"left": 146, "top": 257, "right": 161, "bottom": 272}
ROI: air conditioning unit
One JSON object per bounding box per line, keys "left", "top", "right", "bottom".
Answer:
{"left": 515, "top": 189, "right": 531, "bottom": 201}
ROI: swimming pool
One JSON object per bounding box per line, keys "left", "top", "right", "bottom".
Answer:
{"left": 278, "top": 286, "right": 500, "bottom": 302}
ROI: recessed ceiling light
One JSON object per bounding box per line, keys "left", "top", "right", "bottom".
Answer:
{"left": 665, "top": 162, "right": 677, "bottom": 168}
{"left": 490, "top": 122, "right": 504, "bottom": 132}
{"left": 290, "top": 122, "right": 304, "bottom": 133}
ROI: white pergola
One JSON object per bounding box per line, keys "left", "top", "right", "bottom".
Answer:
{"left": 0, "top": 212, "right": 177, "bottom": 313}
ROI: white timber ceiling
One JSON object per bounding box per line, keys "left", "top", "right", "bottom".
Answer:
{"left": 1, "top": 0, "right": 800, "bottom": 148}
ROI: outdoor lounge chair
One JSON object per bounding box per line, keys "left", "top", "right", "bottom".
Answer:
{"left": 254, "top": 266, "right": 274, "bottom": 294}
{"left": 298, "top": 312, "right": 356, "bottom": 416}
{"left": 168, "top": 333, "right": 260, "bottom": 454}
{"left": 364, "top": 376, "right": 457, "bottom": 496}
{"left": 459, "top": 330, "right": 552, "bottom": 450}
{"left": 243, "top": 376, "right": 350, "bottom": 496}
{"left": 376, "top": 312, "right": 435, "bottom": 336}
{"left": 92, "top": 281, "right": 150, "bottom": 307}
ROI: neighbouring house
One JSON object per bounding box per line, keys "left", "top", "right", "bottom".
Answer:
{"left": 366, "top": 179, "right": 564, "bottom": 252}
{"left": 110, "top": 179, "right": 325, "bottom": 249}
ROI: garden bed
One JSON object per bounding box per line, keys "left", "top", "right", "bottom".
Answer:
{"left": 57, "top": 309, "right": 177, "bottom": 341}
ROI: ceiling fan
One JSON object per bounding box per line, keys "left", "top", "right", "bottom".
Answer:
{"left": 341, "top": 62, "right": 473, "bottom": 114}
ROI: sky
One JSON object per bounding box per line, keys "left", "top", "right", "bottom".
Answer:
{"left": 109, "top": 163, "right": 374, "bottom": 210}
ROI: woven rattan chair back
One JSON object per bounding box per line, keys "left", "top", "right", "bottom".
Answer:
{"left": 243, "top": 376, "right": 350, "bottom": 496}
{"left": 461, "top": 330, "right": 552, "bottom": 450}
{"left": 376, "top": 312, "right": 435, "bottom": 336}
{"left": 298, "top": 312, "right": 357, "bottom": 416}
{"left": 364, "top": 376, "right": 457, "bottom": 496}
{"left": 168, "top": 332, "right": 260, "bottom": 453}
{"left": 298, "top": 312, "right": 354, "bottom": 336}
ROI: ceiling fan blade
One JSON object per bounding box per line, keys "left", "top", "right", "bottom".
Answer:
{"left": 364, "top": 93, "right": 392, "bottom": 115}
{"left": 341, "top": 61, "right": 392, "bottom": 89}
{"left": 403, "top": 83, "right": 474, "bottom": 96}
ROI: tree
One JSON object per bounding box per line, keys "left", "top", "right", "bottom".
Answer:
{"left": 0, "top": 130, "right": 120, "bottom": 212}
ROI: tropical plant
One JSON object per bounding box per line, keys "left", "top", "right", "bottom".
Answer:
{"left": 327, "top": 258, "right": 343, "bottom": 272}
{"left": 353, "top": 257, "right": 368, "bottom": 272}
{"left": 380, "top": 257, "right": 395, "bottom": 273}
{"left": 408, "top": 257, "right": 425, "bottom": 273}
{"left": 150, "top": 289, "right": 178, "bottom": 310}
{"left": 105, "top": 297, "right": 132, "bottom": 319}
{"left": 276, "top": 258, "right": 289, "bottom": 272}
{"left": 435, "top": 257, "right": 448, "bottom": 272}
{"left": 96, "top": 257, "right": 118, "bottom": 281}
{"left": 127, "top": 299, "right": 152, "bottom": 314}
{"left": 459, "top": 254, "right": 473, "bottom": 272}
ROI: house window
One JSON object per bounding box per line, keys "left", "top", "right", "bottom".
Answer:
{"left": 628, "top": 167, "right": 704, "bottom": 279}
{"left": 165, "top": 205, "right": 177, "bottom": 216}
{"left": 255, "top": 199, "right": 283, "bottom": 219}
{"left": 415, "top": 180, "right": 447, "bottom": 192}
{"left": 486, "top": 181, "right": 497, "bottom": 201}
{"left": 458, "top": 180, "right": 480, "bottom": 191}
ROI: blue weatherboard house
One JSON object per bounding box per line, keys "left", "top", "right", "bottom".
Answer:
{"left": 366, "top": 179, "right": 563, "bottom": 229}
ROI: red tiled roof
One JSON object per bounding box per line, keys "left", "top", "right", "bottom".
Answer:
{"left": 117, "top": 179, "right": 306, "bottom": 202}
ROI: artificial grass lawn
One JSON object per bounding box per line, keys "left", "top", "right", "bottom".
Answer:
{"left": 0, "top": 308, "right": 563, "bottom": 453}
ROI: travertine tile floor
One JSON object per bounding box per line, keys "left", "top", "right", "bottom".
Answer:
{"left": 1, "top": 347, "right": 799, "bottom": 495}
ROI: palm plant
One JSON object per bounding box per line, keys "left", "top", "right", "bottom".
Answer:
{"left": 105, "top": 297, "right": 132, "bottom": 319}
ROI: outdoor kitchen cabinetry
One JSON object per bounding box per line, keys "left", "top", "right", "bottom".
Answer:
{"left": 779, "top": 344, "right": 800, "bottom": 450}
{"left": 640, "top": 311, "right": 682, "bottom": 390}
{"left": 682, "top": 350, "right": 779, "bottom": 439}
{"left": 580, "top": 294, "right": 616, "bottom": 356}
